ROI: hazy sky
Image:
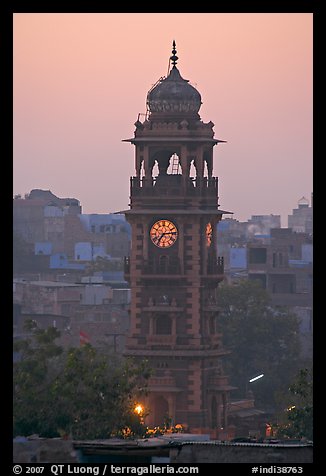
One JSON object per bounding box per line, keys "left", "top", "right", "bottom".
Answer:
{"left": 13, "top": 13, "right": 313, "bottom": 226}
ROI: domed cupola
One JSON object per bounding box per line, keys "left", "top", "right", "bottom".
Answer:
{"left": 146, "top": 41, "right": 202, "bottom": 120}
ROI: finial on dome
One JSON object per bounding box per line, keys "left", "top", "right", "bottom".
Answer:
{"left": 170, "top": 40, "right": 178, "bottom": 68}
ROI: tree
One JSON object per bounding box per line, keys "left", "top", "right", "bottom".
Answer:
{"left": 275, "top": 367, "right": 313, "bottom": 440}
{"left": 84, "top": 256, "right": 124, "bottom": 275}
{"left": 13, "top": 321, "right": 150, "bottom": 439}
{"left": 218, "top": 280, "right": 303, "bottom": 410}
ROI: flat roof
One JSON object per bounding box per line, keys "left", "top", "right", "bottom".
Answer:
{"left": 122, "top": 138, "right": 226, "bottom": 144}
{"left": 28, "top": 281, "right": 82, "bottom": 287}
{"left": 117, "top": 209, "right": 233, "bottom": 215}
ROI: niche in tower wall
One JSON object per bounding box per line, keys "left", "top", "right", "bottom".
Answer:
{"left": 154, "top": 313, "right": 172, "bottom": 335}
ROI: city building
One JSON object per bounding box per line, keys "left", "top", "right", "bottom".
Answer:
{"left": 79, "top": 214, "right": 131, "bottom": 258}
{"left": 13, "top": 279, "right": 84, "bottom": 317}
{"left": 13, "top": 277, "right": 130, "bottom": 352}
{"left": 13, "top": 190, "right": 131, "bottom": 278}
{"left": 215, "top": 210, "right": 313, "bottom": 360}
{"left": 247, "top": 215, "right": 281, "bottom": 235}
{"left": 122, "top": 42, "right": 234, "bottom": 437}
{"left": 288, "top": 195, "right": 313, "bottom": 234}
{"left": 247, "top": 228, "right": 313, "bottom": 358}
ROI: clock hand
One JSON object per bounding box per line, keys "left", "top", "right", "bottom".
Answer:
{"left": 157, "top": 231, "right": 177, "bottom": 243}
{"left": 159, "top": 231, "right": 177, "bottom": 239}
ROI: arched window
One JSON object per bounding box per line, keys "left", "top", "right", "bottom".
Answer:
{"left": 189, "top": 160, "right": 197, "bottom": 178}
{"left": 159, "top": 255, "right": 169, "bottom": 273}
{"left": 209, "top": 316, "right": 218, "bottom": 334}
{"left": 167, "top": 154, "right": 182, "bottom": 175}
{"left": 155, "top": 314, "right": 172, "bottom": 335}
{"left": 152, "top": 395, "right": 169, "bottom": 427}
{"left": 152, "top": 161, "right": 159, "bottom": 177}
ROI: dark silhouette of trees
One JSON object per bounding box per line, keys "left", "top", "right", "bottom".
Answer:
{"left": 13, "top": 321, "right": 149, "bottom": 439}
{"left": 218, "top": 280, "right": 303, "bottom": 410}
{"left": 275, "top": 367, "right": 313, "bottom": 440}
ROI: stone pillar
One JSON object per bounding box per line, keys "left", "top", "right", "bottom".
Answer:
{"left": 135, "top": 148, "right": 142, "bottom": 177}
{"left": 180, "top": 145, "right": 189, "bottom": 177}
{"left": 143, "top": 146, "right": 151, "bottom": 181}
{"left": 194, "top": 146, "right": 204, "bottom": 178}
{"left": 211, "top": 216, "right": 218, "bottom": 261}
{"left": 206, "top": 147, "right": 213, "bottom": 178}
{"left": 222, "top": 392, "right": 228, "bottom": 428}
{"left": 216, "top": 400, "right": 222, "bottom": 429}
{"left": 178, "top": 219, "right": 184, "bottom": 274}
{"left": 167, "top": 394, "right": 176, "bottom": 426}
{"left": 149, "top": 313, "right": 154, "bottom": 335}
{"left": 143, "top": 218, "right": 149, "bottom": 260}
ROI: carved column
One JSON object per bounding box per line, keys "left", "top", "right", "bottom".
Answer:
{"left": 194, "top": 145, "right": 204, "bottom": 178}
{"left": 143, "top": 218, "right": 149, "bottom": 260}
{"left": 143, "top": 146, "right": 151, "bottom": 181}
{"left": 167, "top": 394, "right": 176, "bottom": 426}
{"left": 180, "top": 144, "right": 189, "bottom": 177}
{"left": 135, "top": 147, "right": 142, "bottom": 178}
{"left": 206, "top": 147, "right": 213, "bottom": 178}
{"left": 178, "top": 219, "right": 184, "bottom": 274}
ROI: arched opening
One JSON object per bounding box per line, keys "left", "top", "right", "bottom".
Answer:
{"left": 189, "top": 160, "right": 197, "bottom": 179}
{"left": 155, "top": 314, "right": 172, "bottom": 335}
{"left": 203, "top": 149, "right": 213, "bottom": 178}
{"left": 167, "top": 154, "right": 182, "bottom": 175}
{"left": 204, "top": 161, "right": 209, "bottom": 178}
{"left": 158, "top": 255, "right": 168, "bottom": 273}
{"left": 152, "top": 161, "right": 159, "bottom": 178}
{"left": 209, "top": 316, "right": 217, "bottom": 334}
{"left": 150, "top": 150, "right": 174, "bottom": 177}
{"left": 140, "top": 160, "right": 145, "bottom": 179}
{"left": 152, "top": 395, "right": 169, "bottom": 427}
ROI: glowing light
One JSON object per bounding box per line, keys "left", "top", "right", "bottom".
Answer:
{"left": 249, "top": 373, "right": 264, "bottom": 383}
{"left": 134, "top": 404, "right": 144, "bottom": 416}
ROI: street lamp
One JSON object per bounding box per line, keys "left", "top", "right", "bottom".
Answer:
{"left": 134, "top": 404, "right": 144, "bottom": 416}
{"left": 249, "top": 373, "right": 264, "bottom": 383}
{"left": 246, "top": 373, "right": 264, "bottom": 397}
{"left": 134, "top": 403, "right": 146, "bottom": 425}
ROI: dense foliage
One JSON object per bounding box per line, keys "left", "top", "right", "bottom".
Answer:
{"left": 275, "top": 368, "right": 313, "bottom": 440}
{"left": 218, "top": 280, "right": 304, "bottom": 410}
{"left": 13, "top": 321, "right": 149, "bottom": 439}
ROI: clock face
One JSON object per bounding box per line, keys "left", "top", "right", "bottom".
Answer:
{"left": 150, "top": 220, "right": 178, "bottom": 248}
{"left": 206, "top": 222, "right": 213, "bottom": 246}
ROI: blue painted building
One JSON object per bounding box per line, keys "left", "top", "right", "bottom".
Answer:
{"left": 50, "top": 253, "right": 85, "bottom": 270}
{"left": 79, "top": 213, "right": 131, "bottom": 237}
{"left": 230, "top": 247, "right": 247, "bottom": 269}
{"left": 35, "top": 242, "right": 52, "bottom": 255}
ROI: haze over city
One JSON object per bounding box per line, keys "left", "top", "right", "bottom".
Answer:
{"left": 13, "top": 13, "right": 312, "bottom": 225}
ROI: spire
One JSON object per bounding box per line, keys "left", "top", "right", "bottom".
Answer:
{"left": 170, "top": 40, "right": 178, "bottom": 68}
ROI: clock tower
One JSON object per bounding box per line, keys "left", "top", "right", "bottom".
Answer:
{"left": 123, "top": 42, "right": 233, "bottom": 436}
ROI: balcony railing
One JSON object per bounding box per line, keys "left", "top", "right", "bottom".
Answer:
{"left": 148, "top": 376, "right": 176, "bottom": 387}
{"left": 143, "top": 258, "right": 181, "bottom": 275}
{"left": 130, "top": 176, "right": 218, "bottom": 198}
{"left": 207, "top": 256, "right": 224, "bottom": 275}
{"left": 124, "top": 256, "right": 224, "bottom": 276}
{"left": 147, "top": 335, "right": 176, "bottom": 346}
